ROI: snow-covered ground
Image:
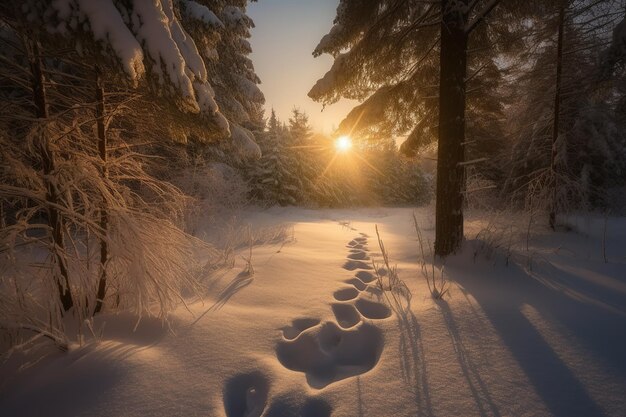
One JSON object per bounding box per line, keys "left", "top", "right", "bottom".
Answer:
{"left": 1, "top": 206, "right": 625, "bottom": 417}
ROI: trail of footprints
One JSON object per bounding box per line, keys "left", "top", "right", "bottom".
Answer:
{"left": 224, "top": 232, "right": 392, "bottom": 417}
{"left": 276, "top": 233, "right": 392, "bottom": 390}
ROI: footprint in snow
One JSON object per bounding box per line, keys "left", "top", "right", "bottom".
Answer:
{"left": 346, "top": 238, "right": 367, "bottom": 247}
{"left": 344, "top": 277, "right": 368, "bottom": 291}
{"left": 347, "top": 243, "right": 366, "bottom": 250}
{"left": 347, "top": 250, "right": 369, "bottom": 261}
{"left": 301, "top": 397, "right": 332, "bottom": 417}
{"left": 275, "top": 233, "right": 390, "bottom": 390}
{"left": 276, "top": 321, "right": 383, "bottom": 389}
{"left": 355, "top": 270, "right": 376, "bottom": 283}
{"left": 265, "top": 395, "right": 332, "bottom": 417}
{"left": 355, "top": 298, "right": 392, "bottom": 320}
{"left": 331, "top": 303, "right": 361, "bottom": 329}
{"left": 281, "top": 318, "right": 321, "bottom": 340}
{"left": 333, "top": 287, "right": 359, "bottom": 301}
{"left": 343, "top": 260, "right": 373, "bottom": 271}
{"left": 223, "top": 371, "right": 269, "bottom": 417}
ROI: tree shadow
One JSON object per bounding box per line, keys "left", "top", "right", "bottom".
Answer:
{"left": 389, "top": 288, "right": 435, "bottom": 417}
{"left": 448, "top": 255, "right": 619, "bottom": 417}
{"left": 437, "top": 299, "right": 501, "bottom": 417}
{"left": 0, "top": 341, "right": 136, "bottom": 416}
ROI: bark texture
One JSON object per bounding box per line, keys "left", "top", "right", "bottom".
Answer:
{"left": 435, "top": 0, "right": 469, "bottom": 256}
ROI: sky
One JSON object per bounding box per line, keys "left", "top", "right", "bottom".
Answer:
{"left": 247, "top": 0, "right": 359, "bottom": 134}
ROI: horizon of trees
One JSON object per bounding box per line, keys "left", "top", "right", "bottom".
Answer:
{"left": 246, "top": 107, "right": 431, "bottom": 207}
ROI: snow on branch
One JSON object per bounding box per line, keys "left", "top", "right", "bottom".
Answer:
{"left": 222, "top": 5, "right": 252, "bottom": 32}
{"left": 400, "top": 119, "right": 429, "bottom": 157}
{"left": 337, "top": 85, "right": 394, "bottom": 135}
{"left": 48, "top": 0, "right": 228, "bottom": 130}
{"left": 132, "top": 0, "right": 197, "bottom": 107}
{"left": 231, "top": 123, "right": 261, "bottom": 160}
{"left": 50, "top": 0, "right": 145, "bottom": 81}
{"left": 235, "top": 74, "right": 265, "bottom": 103}
{"left": 181, "top": 0, "right": 224, "bottom": 28}
{"left": 314, "top": 24, "right": 344, "bottom": 57}
{"left": 308, "top": 53, "right": 348, "bottom": 102}
{"left": 132, "top": 0, "right": 227, "bottom": 130}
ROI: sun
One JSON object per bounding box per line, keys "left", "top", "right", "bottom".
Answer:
{"left": 334, "top": 135, "right": 352, "bottom": 152}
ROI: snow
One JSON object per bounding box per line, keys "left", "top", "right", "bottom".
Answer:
{"left": 132, "top": 0, "right": 197, "bottom": 106}
{"left": 50, "top": 0, "right": 145, "bottom": 81}
{"left": 231, "top": 123, "right": 262, "bottom": 160}
{"left": 167, "top": 3, "right": 207, "bottom": 81}
{"left": 308, "top": 53, "right": 347, "bottom": 101}
{"left": 128, "top": 0, "right": 226, "bottom": 128}
{"left": 222, "top": 5, "right": 248, "bottom": 29}
{"left": 1, "top": 207, "right": 625, "bottom": 416}
{"left": 205, "top": 47, "right": 219, "bottom": 61}
{"left": 193, "top": 81, "right": 219, "bottom": 115}
{"left": 236, "top": 74, "right": 265, "bottom": 103}
{"left": 181, "top": 0, "right": 224, "bottom": 28}
{"left": 238, "top": 38, "right": 252, "bottom": 54}
{"left": 313, "top": 23, "right": 343, "bottom": 57}
{"left": 48, "top": 0, "right": 228, "bottom": 126}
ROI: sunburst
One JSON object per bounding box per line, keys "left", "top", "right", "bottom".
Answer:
{"left": 334, "top": 135, "right": 352, "bottom": 152}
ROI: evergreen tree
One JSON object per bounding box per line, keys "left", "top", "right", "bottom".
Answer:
{"left": 0, "top": 0, "right": 265, "bottom": 342}
{"left": 309, "top": 0, "right": 533, "bottom": 255}
{"left": 268, "top": 107, "right": 280, "bottom": 132}
{"left": 504, "top": 0, "right": 626, "bottom": 214}
{"left": 247, "top": 112, "right": 302, "bottom": 205}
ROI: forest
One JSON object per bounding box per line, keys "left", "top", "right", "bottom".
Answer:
{"left": 1, "top": 1, "right": 625, "bottom": 416}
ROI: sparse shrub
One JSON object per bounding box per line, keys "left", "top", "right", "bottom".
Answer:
{"left": 412, "top": 213, "right": 448, "bottom": 299}
{"left": 372, "top": 225, "right": 412, "bottom": 309}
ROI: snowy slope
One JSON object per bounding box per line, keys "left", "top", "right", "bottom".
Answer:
{"left": 1, "top": 207, "right": 625, "bottom": 417}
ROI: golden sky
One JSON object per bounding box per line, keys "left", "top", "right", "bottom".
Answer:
{"left": 248, "top": 0, "right": 359, "bottom": 134}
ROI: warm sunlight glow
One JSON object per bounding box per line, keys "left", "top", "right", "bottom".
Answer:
{"left": 335, "top": 136, "right": 352, "bottom": 152}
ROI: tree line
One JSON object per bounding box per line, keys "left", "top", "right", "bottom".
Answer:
{"left": 309, "top": 0, "right": 626, "bottom": 255}
{"left": 246, "top": 108, "right": 431, "bottom": 207}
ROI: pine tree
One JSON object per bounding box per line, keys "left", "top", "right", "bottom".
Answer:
{"left": 309, "top": 0, "right": 532, "bottom": 255}
{"left": 0, "top": 0, "right": 261, "bottom": 343}
{"left": 286, "top": 108, "right": 329, "bottom": 205}
{"left": 247, "top": 112, "right": 302, "bottom": 205}
{"left": 208, "top": 0, "right": 265, "bottom": 159}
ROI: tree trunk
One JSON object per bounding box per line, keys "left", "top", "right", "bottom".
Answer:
{"left": 435, "top": 0, "right": 469, "bottom": 257}
{"left": 94, "top": 66, "right": 109, "bottom": 315}
{"left": 29, "top": 40, "right": 74, "bottom": 311}
{"left": 549, "top": 3, "right": 565, "bottom": 230}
